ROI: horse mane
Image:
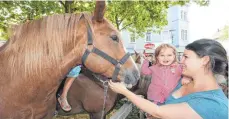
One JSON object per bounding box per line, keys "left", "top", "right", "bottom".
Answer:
{"left": 0, "top": 13, "right": 92, "bottom": 80}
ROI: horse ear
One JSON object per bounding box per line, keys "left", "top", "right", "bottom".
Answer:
{"left": 93, "top": 1, "right": 106, "bottom": 22}
{"left": 134, "top": 50, "right": 138, "bottom": 55}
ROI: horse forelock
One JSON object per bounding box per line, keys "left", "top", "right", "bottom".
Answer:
{"left": 0, "top": 13, "right": 86, "bottom": 80}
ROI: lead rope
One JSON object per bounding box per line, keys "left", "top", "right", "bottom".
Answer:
{"left": 101, "top": 81, "right": 109, "bottom": 119}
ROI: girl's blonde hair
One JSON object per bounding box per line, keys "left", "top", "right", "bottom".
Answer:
{"left": 154, "top": 44, "right": 178, "bottom": 64}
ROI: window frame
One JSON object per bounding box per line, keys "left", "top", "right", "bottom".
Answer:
{"left": 181, "top": 29, "right": 188, "bottom": 41}
{"left": 145, "top": 31, "right": 152, "bottom": 42}
{"left": 130, "top": 33, "right": 136, "bottom": 43}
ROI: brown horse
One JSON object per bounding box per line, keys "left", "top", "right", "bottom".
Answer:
{"left": 56, "top": 68, "right": 122, "bottom": 119}
{"left": 55, "top": 52, "right": 150, "bottom": 119}
{"left": 0, "top": 1, "right": 139, "bottom": 119}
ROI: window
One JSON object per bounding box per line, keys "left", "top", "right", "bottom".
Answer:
{"left": 184, "top": 30, "right": 187, "bottom": 41}
{"left": 181, "top": 29, "right": 188, "bottom": 41}
{"left": 170, "top": 31, "right": 175, "bottom": 44}
{"left": 162, "top": 31, "right": 169, "bottom": 41}
{"left": 146, "top": 31, "right": 152, "bottom": 42}
{"left": 130, "top": 33, "right": 136, "bottom": 43}
{"left": 181, "top": 10, "right": 188, "bottom": 21}
{"left": 184, "top": 12, "right": 187, "bottom": 21}
{"left": 181, "top": 10, "right": 183, "bottom": 20}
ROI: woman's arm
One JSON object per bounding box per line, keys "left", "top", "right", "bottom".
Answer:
{"left": 158, "top": 103, "right": 202, "bottom": 119}
{"left": 141, "top": 59, "right": 153, "bottom": 75}
{"left": 109, "top": 81, "right": 202, "bottom": 119}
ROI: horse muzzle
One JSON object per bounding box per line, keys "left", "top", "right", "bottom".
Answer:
{"left": 123, "top": 68, "right": 140, "bottom": 87}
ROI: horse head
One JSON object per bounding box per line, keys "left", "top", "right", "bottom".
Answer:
{"left": 62, "top": 1, "right": 140, "bottom": 86}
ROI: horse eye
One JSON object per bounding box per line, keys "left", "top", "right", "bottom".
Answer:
{"left": 110, "top": 35, "right": 119, "bottom": 42}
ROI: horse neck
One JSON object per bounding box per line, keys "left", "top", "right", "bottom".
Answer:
{"left": 1, "top": 17, "right": 86, "bottom": 82}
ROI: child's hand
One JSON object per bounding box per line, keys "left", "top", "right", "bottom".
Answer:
{"left": 181, "top": 77, "right": 191, "bottom": 85}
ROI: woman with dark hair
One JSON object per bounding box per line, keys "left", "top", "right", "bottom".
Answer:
{"left": 109, "top": 39, "right": 228, "bottom": 119}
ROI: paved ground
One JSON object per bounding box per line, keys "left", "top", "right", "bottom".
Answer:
{"left": 53, "top": 111, "right": 116, "bottom": 119}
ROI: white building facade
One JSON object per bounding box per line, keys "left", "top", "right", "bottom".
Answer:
{"left": 122, "top": 4, "right": 190, "bottom": 54}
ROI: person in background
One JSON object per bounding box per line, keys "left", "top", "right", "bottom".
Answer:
{"left": 146, "top": 54, "right": 155, "bottom": 67}
{"left": 109, "top": 39, "right": 228, "bottom": 119}
{"left": 143, "top": 50, "right": 155, "bottom": 67}
{"left": 58, "top": 65, "right": 81, "bottom": 111}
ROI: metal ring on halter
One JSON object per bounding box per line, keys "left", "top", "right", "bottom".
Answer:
{"left": 85, "top": 44, "right": 95, "bottom": 50}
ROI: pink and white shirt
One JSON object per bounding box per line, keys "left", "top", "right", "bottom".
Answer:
{"left": 141, "top": 59, "right": 182, "bottom": 104}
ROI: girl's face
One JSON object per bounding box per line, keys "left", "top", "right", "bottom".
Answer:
{"left": 180, "top": 49, "right": 203, "bottom": 77}
{"left": 157, "top": 47, "right": 175, "bottom": 66}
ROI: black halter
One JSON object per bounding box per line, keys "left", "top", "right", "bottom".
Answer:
{"left": 81, "top": 15, "right": 130, "bottom": 81}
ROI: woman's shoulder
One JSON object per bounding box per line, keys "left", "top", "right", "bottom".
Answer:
{"left": 184, "top": 88, "right": 227, "bottom": 103}
{"left": 193, "top": 89, "right": 227, "bottom": 101}
{"left": 186, "top": 89, "right": 228, "bottom": 119}
{"left": 166, "top": 83, "right": 228, "bottom": 119}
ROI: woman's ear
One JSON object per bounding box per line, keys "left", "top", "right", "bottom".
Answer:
{"left": 202, "top": 56, "right": 212, "bottom": 74}
{"left": 202, "top": 56, "right": 210, "bottom": 67}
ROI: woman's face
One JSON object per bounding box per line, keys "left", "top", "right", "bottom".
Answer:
{"left": 180, "top": 49, "right": 203, "bottom": 77}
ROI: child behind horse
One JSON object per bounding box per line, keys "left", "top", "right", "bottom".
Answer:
{"left": 58, "top": 65, "right": 82, "bottom": 112}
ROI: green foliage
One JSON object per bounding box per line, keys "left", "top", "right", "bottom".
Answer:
{"left": 0, "top": 0, "right": 208, "bottom": 40}
{"left": 0, "top": 28, "right": 8, "bottom": 40}
{"left": 193, "top": 0, "right": 210, "bottom": 6}
{"left": 0, "top": 1, "right": 63, "bottom": 25}
{"left": 219, "top": 25, "right": 229, "bottom": 40}
{"left": 0, "top": 1, "right": 63, "bottom": 40}
{"left": 71, "top": 1, "right": 95, "bottom": 13}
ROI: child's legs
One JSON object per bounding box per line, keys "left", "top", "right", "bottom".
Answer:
{"left": 61, "top": 77, "right": 75, "bottom": 98}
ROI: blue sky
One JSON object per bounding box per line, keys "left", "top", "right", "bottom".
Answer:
{"left": 189, "top": 0, "right": 229, "bottom": 42}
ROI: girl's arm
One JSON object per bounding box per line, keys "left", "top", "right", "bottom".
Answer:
{"left": 109, "top": 81, "right": 202, "bottom": 119}
{"left": 141, "top": 59, "right": 153, "bottom": 75}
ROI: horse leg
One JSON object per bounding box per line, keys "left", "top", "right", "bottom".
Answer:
{"left": 89, "top": 112, "right": 106, "bottom": 119}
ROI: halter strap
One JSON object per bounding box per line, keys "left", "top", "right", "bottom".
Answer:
{"left": 81, "top": 14, "right": 130, "bottom": 81}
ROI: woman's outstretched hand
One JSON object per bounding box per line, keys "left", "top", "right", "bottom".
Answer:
{"left": 108, "top": 80, "right": 128, "bottom": 95}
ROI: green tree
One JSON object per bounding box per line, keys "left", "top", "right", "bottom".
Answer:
{"left": 105, "top": 0, "right": 209, "bottom": 36}
{"left": 219, "top": 25, "right": 229, "bottom": 40}
{"left": 0, "top": 1, "right": 63, "bottom": 40}
{"left": 0, "top": 0, "right": 208, "bottom": 40}
{"left": 106, "top": 1, "right": 171, "bottom": 36}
